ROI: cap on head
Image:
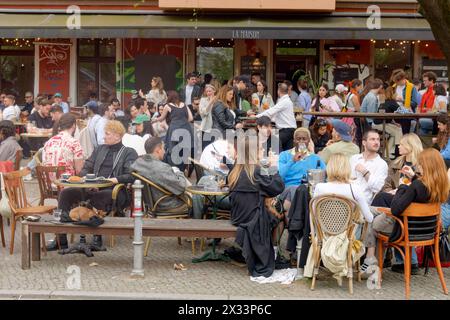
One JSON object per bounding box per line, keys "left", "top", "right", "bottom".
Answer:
{"left": 54, "top": 93, "right": 62, "bottom": 98}
{"left": 332, "top": 120, "right": 352, "bottom": 142}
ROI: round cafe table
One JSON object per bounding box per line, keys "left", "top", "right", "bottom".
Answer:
{"left": 53, "top": 178, "right": 114, "bottom": 257}
{"left": 186, "top": 185, "right": 230, "bottom": 263}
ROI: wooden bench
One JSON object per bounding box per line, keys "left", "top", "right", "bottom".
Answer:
{"left": 21, "top": 216, "right": 237, "bottom": 270}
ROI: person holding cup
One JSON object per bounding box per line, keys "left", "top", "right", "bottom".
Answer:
{"left": 251, "top": 80, "right": 274, "bottom": 113}
{"left": 278, "top": 128, "right": 325, "bottom": 212}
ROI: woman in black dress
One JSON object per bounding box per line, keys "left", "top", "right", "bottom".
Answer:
{"left": 228, "top": 136, "right": 285, "bottom": 277}
{"left": 152, "top": 90, "right": 193, "bottom": 171}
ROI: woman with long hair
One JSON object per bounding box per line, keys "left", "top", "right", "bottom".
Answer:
{"left": 381, "top": 133, "right": 423, "bottom": 193}
{"left": 152, "top": 90, "right": 193, "bottom": 171}
{"left": 363, "top": 148, "right": 450, "bottom": 274}
{"left": 311, "top": 83, "right": 340, "bottom": 114}
{"left": 139, "top": 76, "right": 167, "bottom": 106}
{"left": 310, "top": 118, "right": 331, "bottom": 154}
{"left": 433, "top": 113, "right": 450, "bottom": 167}
{"left": 251, "top": 80, "right": 274, "bottom": 113}
{"left": 228, "top": 135, "right": 285, "bottom": 276}
{"left": 211, "top": 85, "right": 243, "bottom": 138}
{"left": 346, "top": 79, "right": 364, "bottom": 146}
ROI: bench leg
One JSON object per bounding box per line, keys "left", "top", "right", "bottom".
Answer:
{"left": 192, "top": 238, "right": 196, "bottom": 256}
{"left": 144, "top": 237, "right": 151, "bottom": 257}
{"left": 178, "top": 237, "right": 181, "bottom": 246}
{"left": 22, "top": 223, "right": 30, "bottom": 270}
{"left": 31, "top": 232, "right": 41, "bottom": 262}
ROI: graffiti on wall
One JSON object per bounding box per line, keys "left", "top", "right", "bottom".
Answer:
{"left": 325, "top": 62, "right": 371, "bottom": 88}
{"left": 39, "top": 44, "right": 71, "bottom": 97}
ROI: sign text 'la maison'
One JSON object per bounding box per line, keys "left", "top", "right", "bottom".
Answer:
{"left": 232, "top": 30, "right": 260, "bottom": 39}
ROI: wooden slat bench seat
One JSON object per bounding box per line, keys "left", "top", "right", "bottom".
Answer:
{"left": 21, "top": 216, "right": 237, "bottom": 269}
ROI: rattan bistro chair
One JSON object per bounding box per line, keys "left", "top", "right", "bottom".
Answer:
{"left": 309, "top": 194, "right": 363, "bottom": 294}
{"left": 376, "top": 203, "right": 448, "bottom": 299}
{"left": 132, "top": 172, "right": 194, "bottom": 256}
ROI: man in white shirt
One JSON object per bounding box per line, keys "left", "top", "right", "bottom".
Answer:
{"left": 2, "top": 95, "right": 21, "bottom": 121}
{"left": 200, "top": 138, "right": 234, "bottom": 175}
{"left": 255, "top": 82, "right": 297, "bottom": 151}
{"left": 350, "top": 129, "right": 388, "bottom": 205}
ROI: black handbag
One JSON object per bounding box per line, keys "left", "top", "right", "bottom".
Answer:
{"left": 422, "top": 228, "right": 450, "bottom": 274}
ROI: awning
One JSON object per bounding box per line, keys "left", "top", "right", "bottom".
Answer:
{"left": 0, "top": 13, "right": 434, "bottom": 40}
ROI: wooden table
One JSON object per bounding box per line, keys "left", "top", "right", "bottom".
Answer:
{"left": 54, "top": 179, "right": 114, "bottom": 190}
{"left": 21, "top": 217, "right": 237, "bottom": 269}
{"left": 186, "top": 185, "right": 230, "bottom": 263}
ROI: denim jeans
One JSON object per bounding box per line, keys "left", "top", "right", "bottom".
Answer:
{"left": 419, "top": 118, "right": 434, "bottom": 135}
{"left": 394, "top": 247, "right": 418, "bottom": 265}
{"left": 441, "top": 202, "right": 450, "bottom": 230}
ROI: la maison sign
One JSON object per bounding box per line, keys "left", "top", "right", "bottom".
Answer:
{"left": 232, "top": 30, "right": 260, "bottom": 39}
{"left": 159, "top": 0, "right": 335, "bottom": 11}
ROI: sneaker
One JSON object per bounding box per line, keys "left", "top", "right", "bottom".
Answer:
{"left": 360, "top": 256, "right": 378, "bottom": 273}
{"left": 391, "top": 263, "right": 420, "bottom": 275}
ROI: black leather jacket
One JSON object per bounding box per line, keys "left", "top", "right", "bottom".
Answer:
{"left": 211, "top": 101, "right": 237, "bottom": 135}
{"left": 80, "top": 143, "right": 138, "bottom": 184}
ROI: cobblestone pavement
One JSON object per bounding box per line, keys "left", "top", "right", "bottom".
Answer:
{"left": 0, "top": 174, "right": 449, "bottom": 300}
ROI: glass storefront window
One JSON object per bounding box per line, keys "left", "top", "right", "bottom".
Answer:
{"left": 77, "top": 39, "right": 116, "bottom": 105}
{"left": 375, "top": 41, "right": 413, "bottom": 81}
{"left": 78, "top": 39, "right": 96, "bottom": 57}
{"left": 196, "top": 47, "right": 234, "bottom": 85}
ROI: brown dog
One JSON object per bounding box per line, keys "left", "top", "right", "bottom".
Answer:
{"left": 69, "top": 201, "right": 107, "bottom": 222}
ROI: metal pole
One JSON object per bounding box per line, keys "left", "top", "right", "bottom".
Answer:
{"left": 131, "top": 180, "right": 145, "bottom": 278}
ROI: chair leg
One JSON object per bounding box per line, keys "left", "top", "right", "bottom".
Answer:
{"left": 200, "top": 238, "right": 205, "bottom": 252}
{"left": 109, "top": 235, "right": 115, "bottom": 248}
{"left": 377, "top": 239, "right": 385, "bottom": 288}
{"left": 311, "top": 245, "right": 321, "bottom": 290}
{"left": 144, "top": 237, "right": 151, "bottom": 257}
{"left": 433, "top": 242, "right": 449, "bottom": 295}
{"left": 178, "top": 237, "right": 182, "bottom": 246}
{"left": 9, "top": 217, "right": 16, "bottom": 255}
{"left": 0, "top": 215, "right": 5, "bottom": 248}
{"left": 191, "top": 238, "right": 196, "bottom": 255}
{"left": 404, "top": 246, "right": 411, "bottom": 300}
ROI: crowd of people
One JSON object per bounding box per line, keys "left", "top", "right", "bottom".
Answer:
{"left": 0, "top": 67, "right": 449, "bottom": 281}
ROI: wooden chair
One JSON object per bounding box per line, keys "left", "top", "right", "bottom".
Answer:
{"left": 3, "top": 169, "right": 56, "bottom": 254}
{"left": 309, "top": 194, "right": 363, "bottom": 294}
{"left": 14, "top": 149, "right": 22, "bottom": 171}
{"left": 35, "top": 165, "right": 65, "bottom": 206}
{"left": 132, "top": 172, "right": 194, "bottom": 256}
{"left": 376, "top": 203, "right": 448, "bottom": 299}
{"left": 0, "top": 215, "right": 5, "bottom": 248}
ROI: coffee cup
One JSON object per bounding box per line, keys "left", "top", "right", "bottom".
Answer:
{"left": 86, "top": 174, "right": 96, "bottom": 180}
{"left": 61, "top": 173, "right": 70, "bottom": 180}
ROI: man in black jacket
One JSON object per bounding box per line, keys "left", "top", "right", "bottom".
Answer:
{"left": 179, "top": 72, "right": 202, "bottom": 107}
{"left": 47, "top": 120, "right": 138, "bottom": 251}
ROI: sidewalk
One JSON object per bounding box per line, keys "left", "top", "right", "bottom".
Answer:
{"left": 0, "top": 179, "right": 449, "bottom": 300}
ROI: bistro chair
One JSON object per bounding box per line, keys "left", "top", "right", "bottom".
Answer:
{"left": 131, "top": 172, "right": 194, "bottom": 256}
{"left": 309, "top": 194, "right": 363, "bottom": 294}
{"left": 3, "top": 169, "right": 56, "bottom": 254}
{"left": 188, "top": 157, "right": 206, "bottom": 184}
{"left": 376, "top": 203, "right": 448, "bottom": 299}
{"left": 0, "top": 215, "right": 5, "bottom": 248}
{"left": 35, "top": 165, "right": 65, "bottom": 206}
{"left": 14, "top": 149, "right": 22, "bottom": 171}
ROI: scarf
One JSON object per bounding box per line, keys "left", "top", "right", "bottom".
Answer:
{"left": 419, "top": 87, "right": 435, "bottom": 113}
{"left": 393, "top": 80, "right": 414, "bottom": 109}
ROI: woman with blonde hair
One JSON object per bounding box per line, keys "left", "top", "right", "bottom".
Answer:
{"left": 228, "top": 135, "right": 285, "bottom": 276}
{"left": 313, "top": 153, "right": 373, "bottom": 223}
{"left": 139, "top": 76, "right": 168, "bottom": 106}
{"left": 382, "top": 133, "right": 423, "bottom": 193}
{"left": 363, "top": 148, "right": 450, "bottom": 274}
{"left": 199, "top": 84, "right": 217, "bottom": 149}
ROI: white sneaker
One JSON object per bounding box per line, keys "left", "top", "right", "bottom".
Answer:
{"left": 360, "top": 256, "right": 378, "bottom": 273}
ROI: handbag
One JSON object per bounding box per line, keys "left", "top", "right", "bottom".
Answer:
{"left": 264, "top": 196, "right": 285, "bottom": 221}
{"left": 420, "top": 228, "right": 450, "bottom": 273}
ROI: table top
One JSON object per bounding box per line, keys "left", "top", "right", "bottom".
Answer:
{"left": 54, "top": 179, "right": 114, "bottom": 189}
{"left": 13, "top": 122, "right": 26, "bottom": 126}
{"left": 186, "top": 185, "right": 230, "bottom": 196}
{"left": 20, "top": 132, "right": 52, "bottom": 138}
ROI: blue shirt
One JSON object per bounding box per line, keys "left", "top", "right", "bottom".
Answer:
{"left": 297, "top": 90, "right": 312, "bottom": 120}
{"left": 360, "top": 91, "right": 379, "bottom": 124}
{"left": 278, "top": 150, "right": 326, "bottom": 187}
{"left": 441, "top": 142, "right": 450, "bottom": 160}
